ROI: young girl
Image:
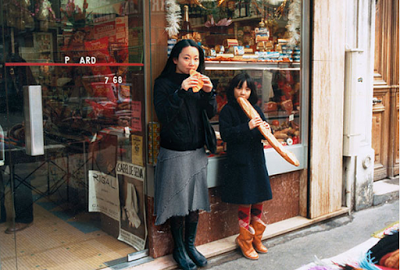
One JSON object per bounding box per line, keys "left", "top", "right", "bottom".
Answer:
{"left": 153, "top": 39, "right": 216, "bottom": 270}
{"left": 219, "top": 72, "right": 273, "bottom": 260}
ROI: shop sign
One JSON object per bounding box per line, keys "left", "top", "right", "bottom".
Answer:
{"left": 116, "top": 161, "right": 145, "bottom": 181}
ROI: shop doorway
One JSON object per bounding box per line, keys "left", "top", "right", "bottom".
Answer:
{"left": 0, "top": 0, "right": 147, "bottom": 269}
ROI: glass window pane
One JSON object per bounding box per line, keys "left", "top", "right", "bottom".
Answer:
{"left": 1, "top": 0, "right": 146, "bottom": 269}
{"left": 152, "top": 0, "right": 303, "bottom": 158}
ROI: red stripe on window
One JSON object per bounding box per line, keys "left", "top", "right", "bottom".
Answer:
{"left": 5, "top": 62, "right": 144, "bottom": 67}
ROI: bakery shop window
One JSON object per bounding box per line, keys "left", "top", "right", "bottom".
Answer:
{"left": 205, "top": 68, "right": 301, "bottom": 156}
{"left": 176, "top": 0, "right": 302, "bottom": 63}
{"left": 171, "top": 0, "right": 303, "bottom": 157}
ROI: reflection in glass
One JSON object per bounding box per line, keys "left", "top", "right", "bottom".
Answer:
{"left": 0, "top": 0, "right": 145, "bottom": 269}
{"left": 205, "top": 68, "right": 301, "bottom": 155}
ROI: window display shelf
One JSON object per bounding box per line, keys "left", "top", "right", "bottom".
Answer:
{"left": 266, "top": 110, "right": 300, "bottom": 120}
{"left": 205, "top": 61, "right": 300, "bottom": 70}
{"left": 203, "top": 61, "right": 302, "bottom": 168}
{"left": 192, "top": 15, "right": 263, "bottom": 29}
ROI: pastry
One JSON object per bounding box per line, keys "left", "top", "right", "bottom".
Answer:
{"left": 237, "top": 97, "right": 300, "bottom": 167}
{"left": 189, "top": 69, "right": 204, "bottom": 92}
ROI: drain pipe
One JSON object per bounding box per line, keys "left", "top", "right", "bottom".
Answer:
{"left": 343, "top": 156, "right": 356, "bottom": 210}
{"left": 343, "top": 48, "right": 363, "bottom": 210}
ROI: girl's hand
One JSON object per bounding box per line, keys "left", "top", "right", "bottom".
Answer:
{"left": 262, "top": 121, "right": 271, "bottom": 132}
{"left": 249, "top": 116, "right": 263, "bottom": 130}
{"left": 200, "top": 74, "right": 213, "bottom": 93}
{"left": 249, "top": 117, "right": 271, "bottom": 131}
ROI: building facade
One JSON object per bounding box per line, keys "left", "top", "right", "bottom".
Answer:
{"left": 0, "top": 0, "right": 397, "bottom": 269}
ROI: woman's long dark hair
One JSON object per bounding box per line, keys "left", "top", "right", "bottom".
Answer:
{"left": 158, "top": 39, "right": 205, "bottom": 78}
{"left": 226, "top": 72, "right": 258, "bottom": 105}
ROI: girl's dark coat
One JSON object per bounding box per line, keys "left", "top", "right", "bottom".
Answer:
{"left": 219, "top": 101, "right": 272, "bottom": 204}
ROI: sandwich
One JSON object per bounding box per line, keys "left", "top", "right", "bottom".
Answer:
{"left": 189, "top": 69, "right": 204, "bottom": 92}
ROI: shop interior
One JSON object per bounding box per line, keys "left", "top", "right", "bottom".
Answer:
{"left": 0, "top": 0, "right": 146, "bottom": 269}
{"left": 152, "top": 0, "right": 303, "bottom": 162}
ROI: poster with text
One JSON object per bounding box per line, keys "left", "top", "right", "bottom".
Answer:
{"left": 116, "top": 161, "right": 146, "bottom": 251}
{"left": 131, "top": 134, "right": 144, "bottom": 166}
{"left": 88, "top": 170, "right": 119, "bottom": 220}
{"left": 131, "top": 101, "right": 142, "bottom": 132}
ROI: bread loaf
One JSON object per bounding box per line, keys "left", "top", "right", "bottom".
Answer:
{"left": 237, "top": 97, "right": 300, "bottom": 167}
{"left": 190, "top": 70, "right": 204, "bottom": 92}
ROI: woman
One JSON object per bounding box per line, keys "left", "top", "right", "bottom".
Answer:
{"left": 153, "top": 39, "right": 216, "bottom": 270}
{"left": 219, "top": 73, "right": 273, "bottom": 260}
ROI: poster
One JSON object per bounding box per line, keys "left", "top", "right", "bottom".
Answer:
{"left": 131, "top": 101, "right": 142, "bottom": 132}
{"left": 88, "top": 170, "right": 119, "bottom": 220}
{"left": 131, "top": 134, "right": 143, "bottom": 166}
{"left": 116, "top": 161, "right": 146, "bottom": 251}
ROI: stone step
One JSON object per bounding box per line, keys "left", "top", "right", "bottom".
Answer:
{"left": 373, "top": 177, "right": 399, "bottom": 206}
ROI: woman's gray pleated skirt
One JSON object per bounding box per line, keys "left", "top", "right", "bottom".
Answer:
{"left": 154, "top": 147, "right": 210, "bottom": 225}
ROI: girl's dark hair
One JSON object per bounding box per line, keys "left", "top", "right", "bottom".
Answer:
{"left": 226, "top": 72, "right": 258, "bottom": 105}
{"left": 158, "top": 39, "right": 205, "bottom": 78}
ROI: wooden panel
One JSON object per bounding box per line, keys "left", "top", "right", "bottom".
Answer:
{"left": 372, "top": 108, "right": 384, "bottom": 167}
{"left": 312, "top": 2, "right": 345, "bottom": 62}
{"left": 392, "top": 0, "right": 399, "bottom": 86}
{"left": 374, "top": 0, "right": 399, "bottom": 86}
{"left": 373, "top": 0, "right": 399, "bottom": 179}
{"left": 309, "top": 0, "right": 345, "bottom": 219}
{"left": 396, "top": 90, "right": 399, "bottom": 175}
{"left": 310, "top": 61, "right": 344, "bottom": 219}
{"left": 372, "top": 88, "right": 390, "bottom": 180}
{"left": 299, "top": 169, "right": 308, "bottom": 217}
{"left": 389, "top": 87, "right": 399, "bottom": 176}
{"left": 374, "top": 1, "right": 382, "bottom": 74}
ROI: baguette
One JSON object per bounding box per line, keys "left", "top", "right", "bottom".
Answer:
{"left": 189, "top": 69, "right": 204, "bottom": 92}
{"left": 237, "top": 97, "right": 300, "bottom": 167}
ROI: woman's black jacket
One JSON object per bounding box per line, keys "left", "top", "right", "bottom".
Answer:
{"left": 153, "top": 74, "right": 217, "bottom": 151}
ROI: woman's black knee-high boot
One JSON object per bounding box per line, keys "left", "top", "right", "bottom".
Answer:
{"left": 185, "top": 222, "right": 208, "bottom": 267}
{"left": 170, "top": 219, "right": 197, "bottom": 270}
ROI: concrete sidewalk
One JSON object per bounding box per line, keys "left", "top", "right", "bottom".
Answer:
{"left": 203, "top": 200, "right": 398, "bottom": 270}
{"left": 118, "top": 177, "right": 398, "bottom": 270}
{"left": 202, "top": 199, "right": 398, "bottom": 270}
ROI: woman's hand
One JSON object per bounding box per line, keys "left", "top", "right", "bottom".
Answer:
{"left": 200, "top": 74, "right": 213, "bottom": 93}
{"left": 181, "top": 74, "right": 213, "bottom": 92}
{"left": 181, "top": 76, "right": 201, "bottom": 91}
